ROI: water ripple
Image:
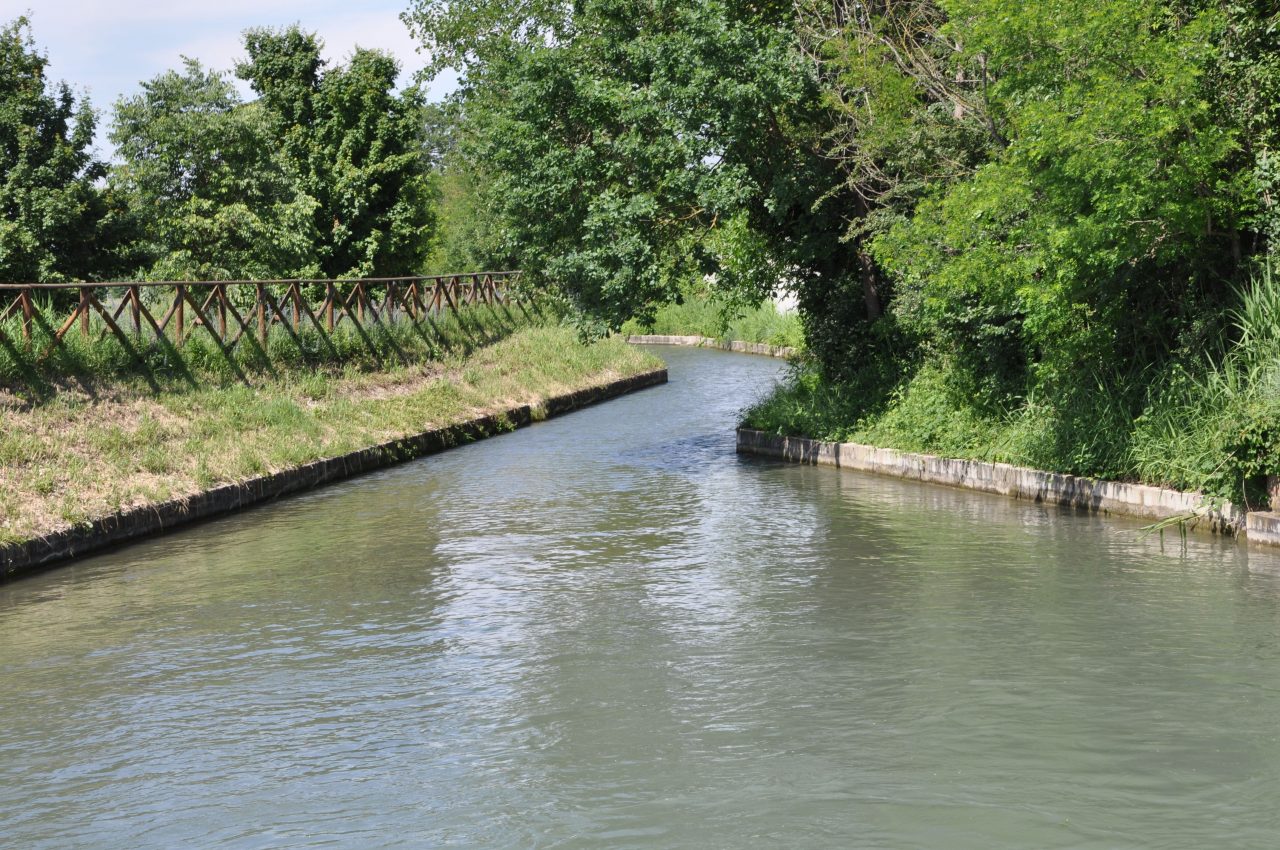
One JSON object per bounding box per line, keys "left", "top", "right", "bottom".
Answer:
{"left": 4, "top": 347, "right": 1280, "bottom": 848}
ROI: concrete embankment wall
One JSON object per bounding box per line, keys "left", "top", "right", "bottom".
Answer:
{"left": 737, "top": 428, "right": 1280, "bottom": 547}
{"left": 626, "top": 334, "right": 796, "bottom": 359}
{"left": 1, "top": 368, "right": 667, "bottom": 580}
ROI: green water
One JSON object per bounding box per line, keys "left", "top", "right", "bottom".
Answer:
{"left": 3, "top": 346, "right": 1280, "bottom": 848}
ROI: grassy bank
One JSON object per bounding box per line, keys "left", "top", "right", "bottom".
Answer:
{"left": 0, "top": 326, "right": 660, "bottom": 544}
{"left": 744, "top": 267, "right": 1280, "bottom": 511}
{"left": 621, "top": 294, "right": 803, "bottom": 350}
{"left": 0, "top": 294, "right": 537, "bottom": 400}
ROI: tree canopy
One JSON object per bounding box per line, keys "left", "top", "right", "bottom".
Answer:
{"left": 0, "top": 17, "right": 108, "bottom": 283}
{"left": 102, "top": 25, "right": 436, "bottom": 282}
{"left": 404, "top": 0, "right": 848, "bottom": 331}
{"left": 407, "top": 0, "right": 1280, "bottom": 370}
{"left": 238, "top": 26, "right": 435, "bottom": 279}
{"left": 110, "top": 59, "right": 320, "bottom": 281}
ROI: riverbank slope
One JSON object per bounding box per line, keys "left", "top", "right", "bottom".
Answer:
{"left": 1, "top": 327, "right": 662, "bottom": 571}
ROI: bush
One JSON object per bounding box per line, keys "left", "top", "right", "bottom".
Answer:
{"left": 621, "top": 291, "right": 804, "bottom": 350}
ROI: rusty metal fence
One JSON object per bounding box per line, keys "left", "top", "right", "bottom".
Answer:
{"left": 0, "top": 273, "right": 521, "bottom": 358}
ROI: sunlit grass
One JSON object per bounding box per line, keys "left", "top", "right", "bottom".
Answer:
{"left": 745, "top": 264, "right": 1280, "bottom": 508}
{"left": 621, "top": 296, "right": 803, "bottom": 350}
{"left": 0, "top": 326, "right": 660, "bottom": 544}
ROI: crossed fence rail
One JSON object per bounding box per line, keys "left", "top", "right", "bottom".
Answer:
{"left": 0, "top": 273, "right": 522, "bottom": 359}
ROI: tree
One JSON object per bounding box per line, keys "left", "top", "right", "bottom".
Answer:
{"left": 0, "top": 17, "right": 108, "bottom": 282}
{"left": 792, "top": 0, "right": 995, "bottom": 316}
{"left": 871, "top": 0, "right": 1247, "bottom": 401}
{"left": 425, "top": 162, "right": 515, "bottom": 274}
{"left": 238, "top": 27, "right": 436, "bottom": 279}
{"left": 109, "top": 59, "right": 319, "bottom": 280}
{"left": 405, "top": 0, "right": 845, "bottom": 331}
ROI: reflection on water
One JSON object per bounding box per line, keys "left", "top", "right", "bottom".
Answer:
{"left": 4, "top": 346, "right": 1280, "bottom": 848}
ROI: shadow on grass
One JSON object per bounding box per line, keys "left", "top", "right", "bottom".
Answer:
{"left": 0, "top": 326, "right": 52, "bottom": 401}
{"left": 2, "top": 296, "right": 545, "bottom": 405}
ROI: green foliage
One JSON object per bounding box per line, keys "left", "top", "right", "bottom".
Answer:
{"left": 743, "top": 0, "right": 1280, "bottom": 512}
{"left": 620, "top": 286, "right": 804, "bottom": 349}
{"left": 419, "top": 0, "right": 1280, "bottom": 510}
{"left": 402, "top": 0, "right": 573, "bottom": 76}
{"left": 8, "top": 0, "right": 1280, "bottom": 509}
{"left": 723, "top": 304, "right": 804, "bottom": 350}
{"left": 109, "top": 60, "right": 320, "bottom": 280}
{"left": 105, "top": 26, "right": 437, "bottom": 283}
{"left": 238, "top": 27, "right": 436, "bottom": 278}
{"left": 874, "top": 0, "right": 1244, "bottom": 401}
{"left": 425, "top": 164, "right": 514, "bottom": 274}
{"left": 0, "top": 17, "right": 109, "bottom": 283}
{"left": 1132, "top": 262, "right": 1280, "bottom": 508}
{"left": 408, "top": 0, "right": 836, "bottom": 329}
{"left": 747, "top": 260, "right": 1280, "bottom": 508}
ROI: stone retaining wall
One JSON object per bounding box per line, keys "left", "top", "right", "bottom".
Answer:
{"left": 0, "top": 368, "right": 668, "bottom": 580}
{"left": 1247, "top": 511, "right": 1280, "bottom": 547}
{"left": 735, "top": 428, "right": 1270, "bottom": 542}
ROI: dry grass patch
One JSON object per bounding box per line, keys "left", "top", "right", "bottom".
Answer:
{"left": 0, "top": 327, "right": 660, "bottom": 544}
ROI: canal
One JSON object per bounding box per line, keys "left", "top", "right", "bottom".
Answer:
{"left": 3, "top": 346, "right": 1280, "bottom": 848}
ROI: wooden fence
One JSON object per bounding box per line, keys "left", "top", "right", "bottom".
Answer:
{"left": 0, "top": 273, "right": 521, "bottom": 357}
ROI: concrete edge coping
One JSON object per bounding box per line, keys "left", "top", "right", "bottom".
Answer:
{"left": 735, "top": 428, "right": 1280, "bottom": 548}
{"left": 0, "top": 368, "right": 669, "bottom": 581}
{"left": 625, "top": 334, "right": 797, "bottom": 360}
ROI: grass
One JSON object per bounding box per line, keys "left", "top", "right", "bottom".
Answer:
{"left": 621, "top": 294, "right": 804, "bottom": 350}
{"left": 744, "top": 263, "right": 1280, "bottom": 510}
{"left": 0, "top": 325, "right": 660, "bottom": 545}
{"left": 0, "top": 292, "right": 544, "bottom": 400}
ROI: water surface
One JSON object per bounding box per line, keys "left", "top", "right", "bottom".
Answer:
{"left": 4, "top": 346, "right": 1280, "bottom": 848}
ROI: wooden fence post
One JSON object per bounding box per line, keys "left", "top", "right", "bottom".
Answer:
{"left": 256, "top": 283, "right": 267, "bottom": 344}
{"left": 175, "top": 285, "right": 185, "bottom": 346}
{"left": 20, "top": 287, "right": 32, "bottom": 345}
{"left": 217, "top": 284, "right": 227, "bottom": 340}
{"left": 129, "top": 285, "right": 141, "bottom": 336}
{"left": 326, "top": 282, "right": 335, "bottom": 331}
{"left": 78, "top": 287, "right": 90, "bottom": 339}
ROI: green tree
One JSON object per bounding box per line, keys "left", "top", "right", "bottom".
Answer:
{"left": 872, "top": 0, "right": 1246, "bottom": 401}
{"left": 238, "top": 27, "right": 436, "bottom": 279}
{"left": 426, "top": 163, "right": 515, "bottom": 274}
{"left": 0, "top": 17, "right": 108, "bottom": 282}
{"left": 419, "top": 102, "right": 512, "bottom": 274}
{"left": 406, "top": 0, "right": 847, "bottom": 331}
{"left": 109, "top": 59, "right": 319, "bottom": 280}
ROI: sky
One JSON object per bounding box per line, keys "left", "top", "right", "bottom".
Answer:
{"left": 6, "top": 0, "right": 458, "bottom": 155}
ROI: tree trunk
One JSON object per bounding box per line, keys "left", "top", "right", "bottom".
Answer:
{"left": 858, "top": 245, "right": 882, "bottom": 320}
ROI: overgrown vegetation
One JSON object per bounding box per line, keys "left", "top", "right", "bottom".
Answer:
{"left": 403, "top": 0, "right": 1280, "bottom": 508}
{"left": 620, "top": 294, "right": 803, "bottom": 350}
{"left": 745, "top": 263, "right": 1280, "bottom": 509}
{"left": 0, "top": 326, "right": 659, "bottom": 544}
